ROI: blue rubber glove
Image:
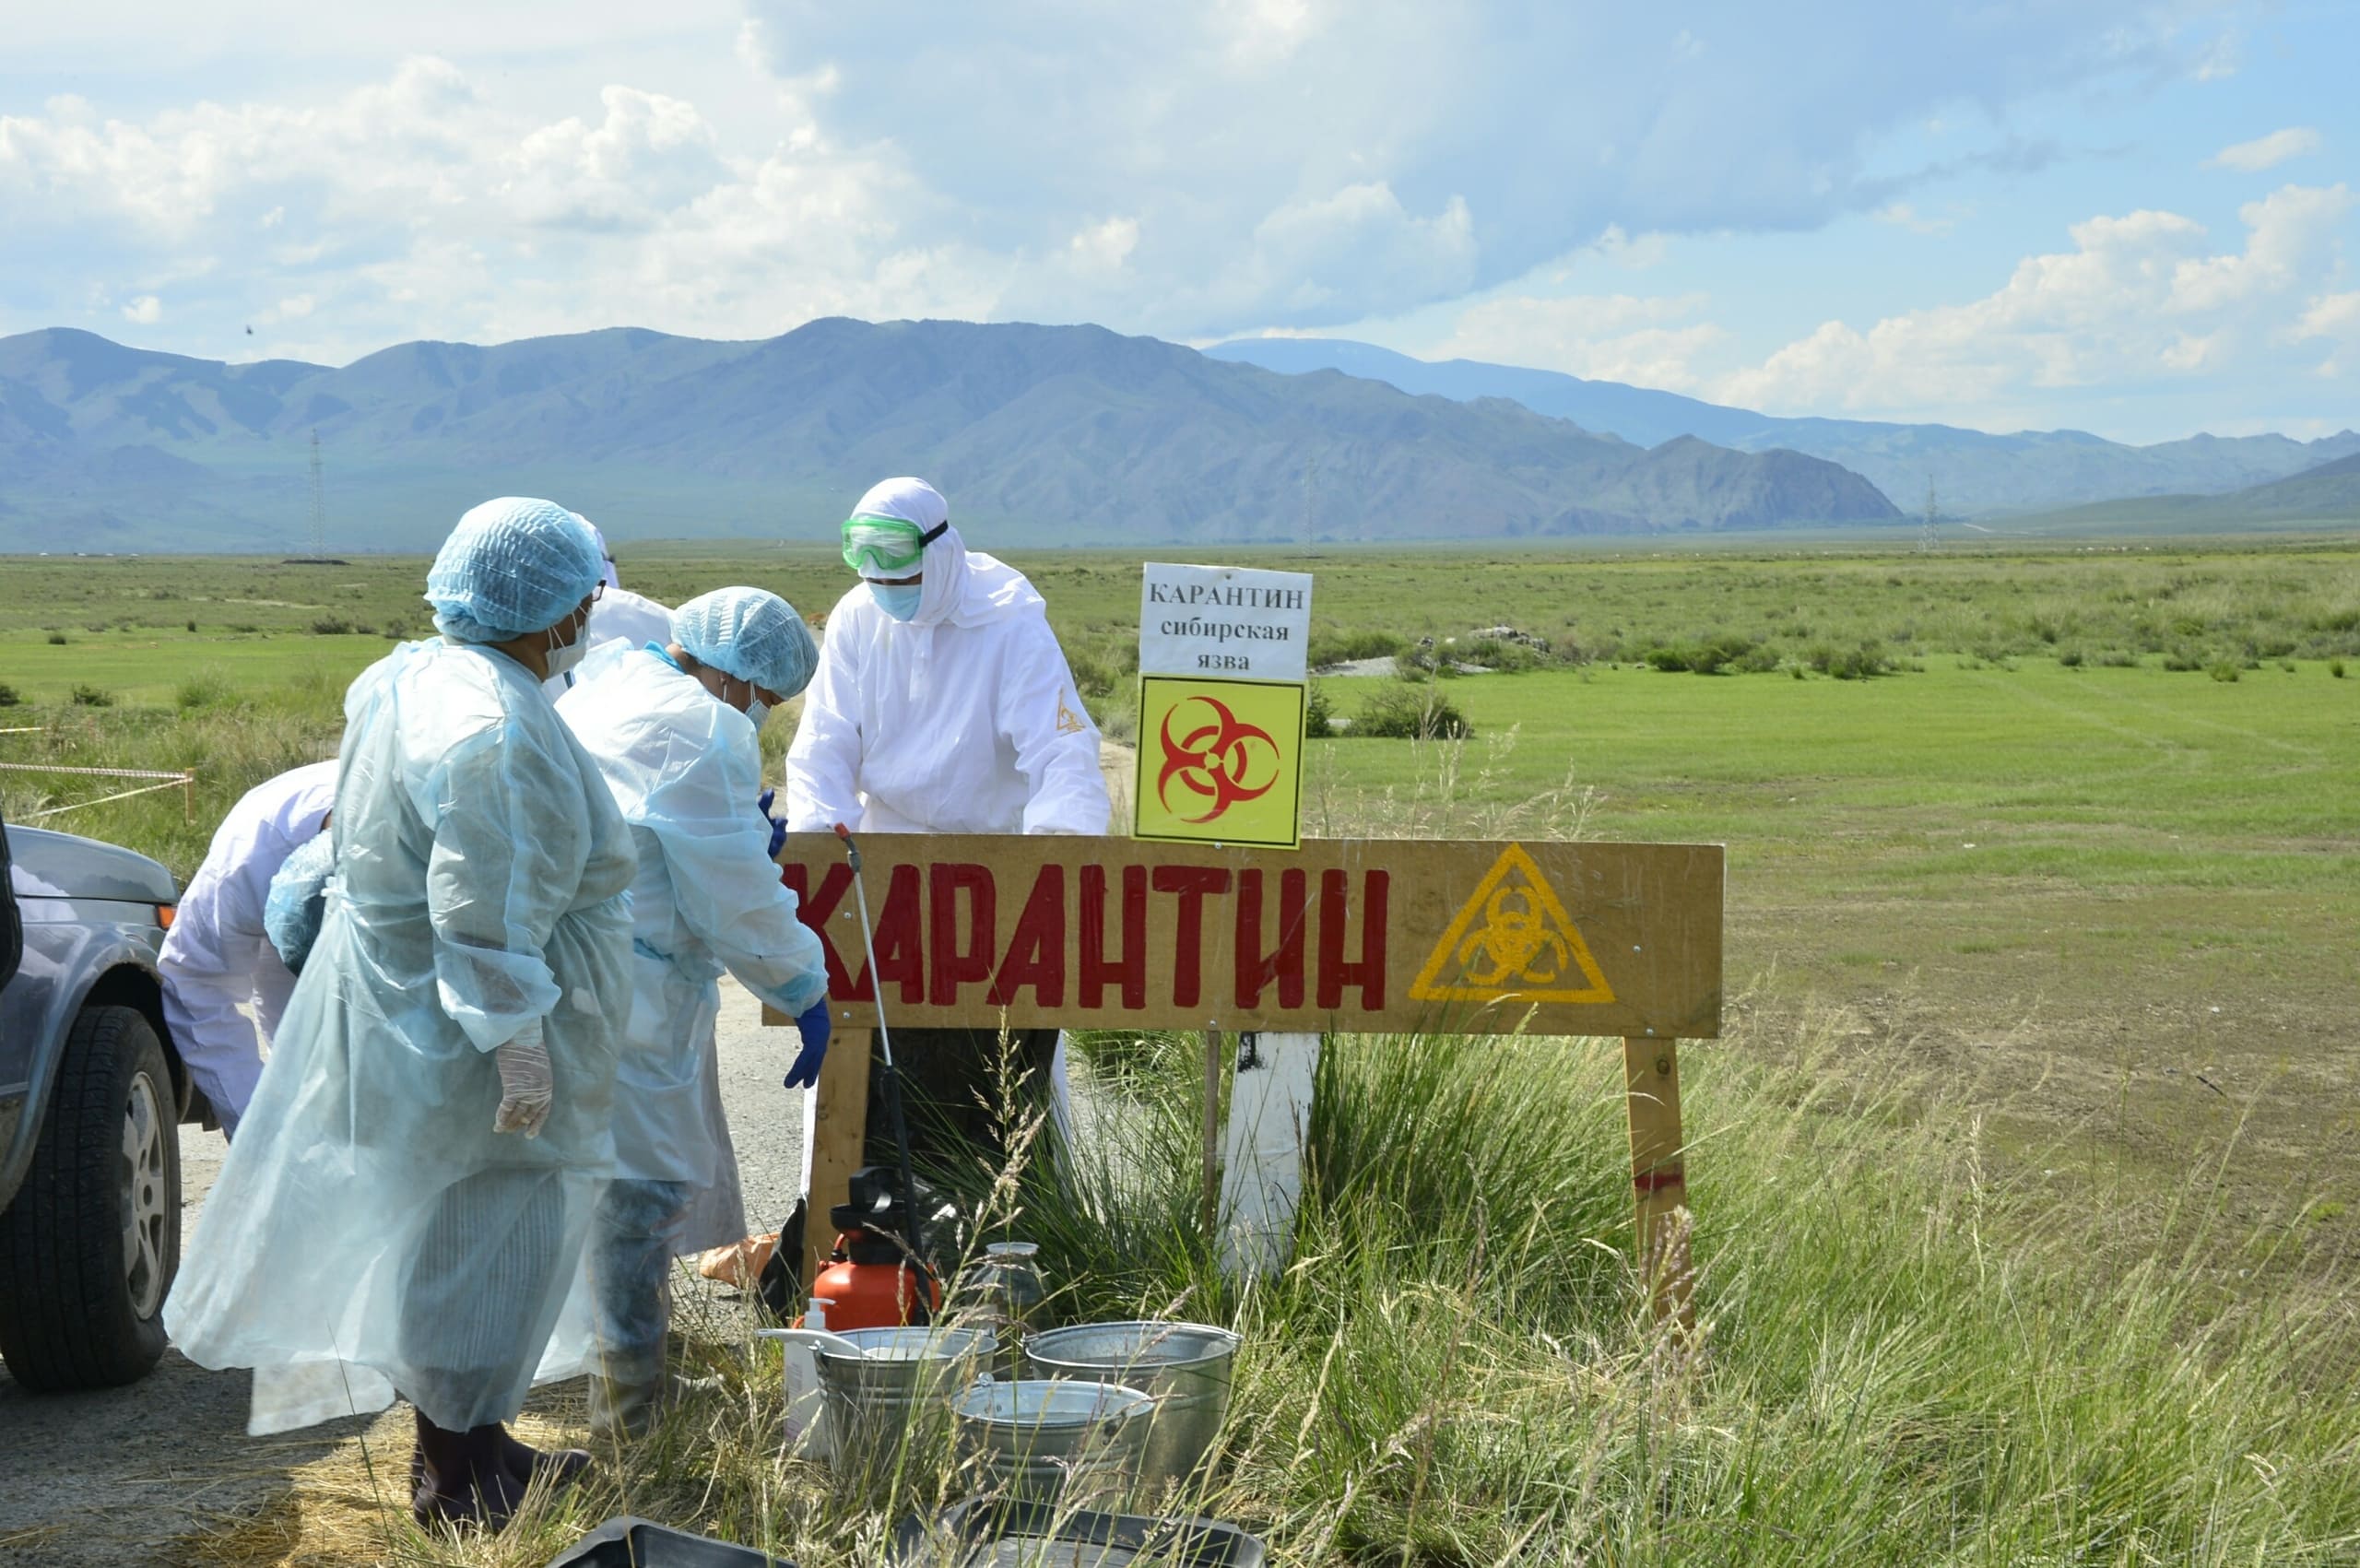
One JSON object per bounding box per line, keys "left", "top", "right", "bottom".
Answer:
{"left": 785, "top": 998, "right": 832, "bottom": 1089}
{"left": 758, "top": 787, "right": 788, "bottom": 860}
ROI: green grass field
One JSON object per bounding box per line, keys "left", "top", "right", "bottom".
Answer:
{"left": 6, "top": 536, "right": 2358, "bottom": 1564}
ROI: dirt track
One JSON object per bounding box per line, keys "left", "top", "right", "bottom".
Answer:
{"left": 0, "top": 979, "right": 804, "bottom": 1566}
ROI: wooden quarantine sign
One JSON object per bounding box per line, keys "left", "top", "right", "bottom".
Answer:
{"left": 777, "top": 832, "right": 1723, "bottom": 1039}
{"left": 1134, "top": 676, "right": 1308, "bottom": 850}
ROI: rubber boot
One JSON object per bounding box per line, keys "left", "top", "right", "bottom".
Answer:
{"left": 588, "top": 1366, "right": 665, "bottom": 1442}
{"left": 411, "top": 1410, "right": 528, "bottom": 1531}
{"left": 496, "top": 1428, "right": 593, "bottom": 1491}
{"left": 410, "top": 1428, "right": 592, "bottom": 1495}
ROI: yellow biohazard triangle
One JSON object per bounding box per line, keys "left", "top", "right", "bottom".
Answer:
{"left": 1056, "top": 693, "right": 1086, "bottom": 734}
{"left": 1409, "top": 843, "right": 1617, "bottom": 1005}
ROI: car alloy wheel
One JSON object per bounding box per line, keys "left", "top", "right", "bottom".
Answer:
{"left": 120, "top": 1070, "right": 170, "bottom": 1319}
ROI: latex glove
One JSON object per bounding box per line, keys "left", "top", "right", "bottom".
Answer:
{"left": 493, "top": 1020, "right": 553, "bottom": 1138}
{"left": 784, "top": 999, "right": 831, "bottom": 1090}
{"left": 758, "top": 787, "right": 788, "bottom": 860}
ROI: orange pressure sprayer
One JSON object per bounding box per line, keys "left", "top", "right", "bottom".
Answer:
{"left": 809, "top": 1165, "right": 944, "bottom": 1330}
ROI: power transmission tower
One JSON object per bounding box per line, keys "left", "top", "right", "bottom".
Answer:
{"left": 307, "top": 430, "right": 327, "bottom": 556}
{"left": 1918, "top": 477, "right": 1939, "bottom": 554}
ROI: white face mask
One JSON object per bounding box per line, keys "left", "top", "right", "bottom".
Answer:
{"left": 742, "top": 696, "right": 770, "bottom": 730}
{"left": 543, "top": 608, "right": 591, "bottom": 678}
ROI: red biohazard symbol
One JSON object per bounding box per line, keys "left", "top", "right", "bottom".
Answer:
{"left": 1156, "top": 696, "right": 1283, "bottom": 823}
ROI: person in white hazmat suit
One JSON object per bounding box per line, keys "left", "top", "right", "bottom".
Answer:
{"left": 552, "top": 587, "right": 832, "bottom": 1435}
{"left": 164, "top": 498, "right": 633, "bottom": 1533}
{"left": 156, "top": 760, "right": 337, "bottom": 1138}
{"left": 543, "top": 523, "right": 673, "bottom": 698}
{"left": 784, "top": 477, "right": 1110, "bottom": 1224}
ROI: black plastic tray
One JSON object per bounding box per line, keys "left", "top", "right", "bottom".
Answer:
{"left": 543, "top": 1515, "right": 794, "bottom": 1568}
{"left": 891, "top": 1498, "right": 1267, "bottom": 1566}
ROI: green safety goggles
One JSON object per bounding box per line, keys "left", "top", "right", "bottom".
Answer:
{"left": 841, "top": 514, "right": 949, "bottom": 575}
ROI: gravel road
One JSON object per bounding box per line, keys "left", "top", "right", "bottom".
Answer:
{"left": 0, "top": 979, "right": 805, "bottom": 1565}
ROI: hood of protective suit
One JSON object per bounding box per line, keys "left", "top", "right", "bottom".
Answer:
{"left": 847, "top": 478, "right": 1042, "bottom": 631}
{"left": 885, "top": 524, "right": 1044, "bottom": 630}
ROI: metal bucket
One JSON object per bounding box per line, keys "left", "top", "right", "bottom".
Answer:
{"left": 811, "top": 1326, "right": 994, "bottom": 1483}
{"left": 1024, "top": 1321, "right": 1240, "bottom": 1490}
{"left": 952, "top": 1378, "right": 1155, "bottom": 1510}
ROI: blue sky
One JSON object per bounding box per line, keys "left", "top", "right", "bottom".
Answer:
{"left": 1, "top": 1, "right": 2352, "bottom": 443}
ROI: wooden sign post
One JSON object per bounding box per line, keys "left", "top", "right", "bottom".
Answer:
{"left": 772, "top": 832, "right": 1721, "bottom": 1322}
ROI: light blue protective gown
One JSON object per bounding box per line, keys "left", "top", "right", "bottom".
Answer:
{"left": 164, "top": 639, "right": 634, "bottom": 1434}
{"left": 537, "top": 643, "right": 829, "bottom": 1381}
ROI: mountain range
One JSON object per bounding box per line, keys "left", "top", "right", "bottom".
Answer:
{"left": 0, "top": 322, "right": 1901, "bottom": 552}
{"left": 1206, "top": 338, "right": 2360, "bottom": 519}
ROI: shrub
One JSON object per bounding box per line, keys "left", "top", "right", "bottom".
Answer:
{"left": 1065, "top": 649, "right": 1117, "bottom": 701}
{"left": 1644, "top": 633, "right": 1758, "bottom": 675}
{"left": 2096, "top": 649, "right": 2140, "bottom": 667}
{"left": 2058, "top": 648, "right": 2084, "bottom": 667}
{"left": 2207, "top": 661, "right": 2241, "bottom": 683}
{"left": 45, "top": 631, "right": 66, "bottom": 646}
{"left": 2162, "top": 649, "right": 2204, "bottom": 672}
{"left": 310, "top": 617, "right": 352, "bottom": 636}
{"left": 0, "top": 682, "right": 19, "bottom": 706}
{"left": 1354, "top": 682, "right": 1472, "bottom": 740}
{"left": 2333, "top": 659, "right": 2348, "bottom": 678}
{"left": 184, "top": 619, "right": 198, "bottom": 633}
{"left": 69, "top": 684, "right": 113, "bottom": 707}
{"left": 1304, "top": 681, "right": 1337, "bottom": 737}
{"left": 1307, "top": 629, "right": 1406, "bottom": 668}
{"left": 1809, "top": 639, "right": 1895, "bottom": 679}
{"left": 176, "top": 671, "right": 234, "bottom": 710}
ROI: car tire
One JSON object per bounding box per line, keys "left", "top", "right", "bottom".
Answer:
{"left": 0, "top": 1003, "right": 181, "bottom": 1390}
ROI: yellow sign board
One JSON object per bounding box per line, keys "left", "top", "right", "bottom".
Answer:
{"left": 1408, "top": 843, "right": 1616, "bottom": 1005}
{"left": 1133, "top": 676, "right": 1306, "bottom": 849}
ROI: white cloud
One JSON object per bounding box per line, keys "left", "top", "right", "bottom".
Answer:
{"left": 733, "top": 0, "right": 2234, "bottom": 336}
{"left": 1436, "top": 292, "right": 1724, "bottom": 386}
{"left": 1717, "top": 184, "right": 2357, "bottom": 417}
{"left": 2295, "top": 291, "right": 2360, "bottom": 378}
{"left": 120, "top": 294, "right": 160, "bottom": 324}
{"left": 1872, "top": 202, "right": 1956, "bottom": 236}
{"left": 1068, "top": 217, "right": 1140, "bottom": 278}
{"left": 2204, "top": 127, "right": 2322, "bottom": 173}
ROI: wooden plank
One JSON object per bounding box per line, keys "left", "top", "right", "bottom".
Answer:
{"left": 803, "top": 1024, "right": 873, "bottom": 1295}
{"left": 1218, "top": 1032, "right": 1319, "bottom": 1279}
{"left": 773, "top": 832, "right": 1723, "bottom": 1039}
{"left": 1622, "top": 1035, "right": 1694, "bottom": 1331}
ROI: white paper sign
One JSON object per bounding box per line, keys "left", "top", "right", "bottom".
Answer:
{"left": 1138, "top": 563, "right": 1314, "bottom": 681}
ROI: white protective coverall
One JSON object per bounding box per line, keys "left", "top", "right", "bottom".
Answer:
{"left": 785, "top": 513, "right": 1110, "bottom": 1179}
{"left": 538, "top": 642, "right": 830, "bottom": 1385}
{"left": 785, "top": 525, "right": 1110, "bottom": 837}
{"left": 157, "top": 760, "right": 337, "bottom": 1137}
{"left": 164, "top": 639, "right": 634, "bottom": 1435}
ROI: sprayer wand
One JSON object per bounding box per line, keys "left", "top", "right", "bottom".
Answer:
{"left": 833, "top": 823, "right": 927, "bottom": 1299}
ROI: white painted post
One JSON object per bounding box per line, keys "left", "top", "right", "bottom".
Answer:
{"left": 1217, "top": 1031, "right": 1320, "bottom": 1279}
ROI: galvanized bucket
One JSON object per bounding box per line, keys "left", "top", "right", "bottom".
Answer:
{"left": 810, "top": 1326, "right": 994, "bottom": 1483}
{"left": 951, "top": 1378, "right": 1155, "bottom": 1510}
{"left": 1024, "top": 1320, "right": 1241, "bottom": 1490}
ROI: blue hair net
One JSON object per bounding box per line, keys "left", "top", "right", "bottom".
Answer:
{"left": 423, "top": 497, "right": 604, "bottom": 643}
{"left": 671, "top": 587, "right": 819, "bottom": 697}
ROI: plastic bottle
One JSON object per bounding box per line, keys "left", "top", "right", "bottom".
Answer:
{"left": 779, "top": 1297, "right": 833, "bottom": 1457}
